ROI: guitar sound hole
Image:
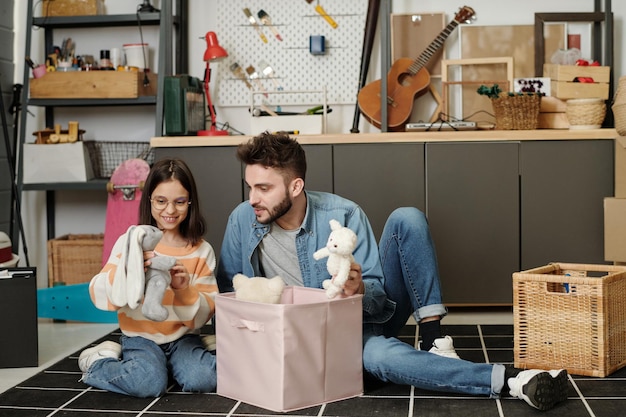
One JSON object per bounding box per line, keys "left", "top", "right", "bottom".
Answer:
{"left": 398, "top": 72, "right": 413, "bottom": 87}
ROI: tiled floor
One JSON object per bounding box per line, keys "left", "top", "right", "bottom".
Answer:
{"left": 1, "top": 312, "right": 624, "bottom": 416}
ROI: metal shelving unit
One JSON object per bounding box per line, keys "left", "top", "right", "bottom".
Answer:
{"left": 15, "top": 0, "right": 187, "bottom": 241}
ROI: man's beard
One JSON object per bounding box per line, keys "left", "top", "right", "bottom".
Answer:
{"left": 257, "top": 192, "right": 292, "bottom": 225}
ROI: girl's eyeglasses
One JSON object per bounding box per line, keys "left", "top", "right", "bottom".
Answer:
{"left": 150, "top": 197, "right": 191, "bottom": 211}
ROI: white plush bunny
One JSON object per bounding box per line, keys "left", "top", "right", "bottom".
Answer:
{"left": 109, "top": 225, "right": 177, "bottom": 321}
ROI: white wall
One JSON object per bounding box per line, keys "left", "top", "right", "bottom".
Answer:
{"left": 14, "top": 0, "right": 624, "bottom": 286}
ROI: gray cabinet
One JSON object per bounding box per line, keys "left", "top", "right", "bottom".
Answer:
{"left": 426, "top": 142, "right": 520, "bottom": 305}
{"left": 302, "top": 144, "right": 333, "bottom": 193}
{"left": 520, "top": 140, "right": 614, "bottom": 269}
{"left": 154, "top": 137, "right": 614, "bottom": 305}
{"left": 333, "top": 143, "right": 425, "bottom": 239}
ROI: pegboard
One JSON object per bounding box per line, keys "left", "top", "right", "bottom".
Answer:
{"left": 215, "top": 0, "right": 367, "bottom": 107}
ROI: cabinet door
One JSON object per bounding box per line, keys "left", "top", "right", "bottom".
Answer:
{"left": 520, "top": 140, "right": 613, "bottom": 269}
{"left": 426, "top": 142, "right": 519, "bottom": 305}
{"left": 302, "top": 144, "right": 333, "bottom": 193}
{"left": 333, "top": 143, "right": 425, "bottom": 240}
{"left": 155, "top": 147, "right": 242, "bottom": 259}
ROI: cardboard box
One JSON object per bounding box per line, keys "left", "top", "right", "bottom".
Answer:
{"left": 42, "top": 0, "right": 104, "bottom": 16}
{"left": 216, "top": 287, "right": 363, "bottom": 412}
{"left": 543, "top": 63, "right": 610, "bottom": 100}
{"left": 23, "top": 142, "right": 94, "bottom": 183}
{"left": 0, "top": 268, "right": 38, "bottom": 368}
{"left": 604, "top": 198, "right": 626, "bottom": 262}
{"left": 538, "top": 96, "right": 569, "bottom": 129}
{"left": 30, "top": 71, "right": 157, "bottom": 99}
{"left": 514, "top": 262, "right": 626, "bottom": 377}
{"left": 615, "top": 136, "right": 626, "bottom": 197}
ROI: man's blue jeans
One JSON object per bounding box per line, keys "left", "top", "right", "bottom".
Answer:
{"left": 81, "top": 334, "right": 216, "bottom": 397}
{"left": 362, "top": 207, "right": 505, "bottom": 397}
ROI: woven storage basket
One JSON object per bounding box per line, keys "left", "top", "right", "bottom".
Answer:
{"left": 613, "top": 76, "right": 626, "bottom": 135}
{"left": 84, "top": 141, "right": 154, "bottom": 178}
{"left": 566, "top": 98, "right": 606, "bottom": 129}
{"left": 491, "top": 93, "right": 541, "bottom": 130}
{"left": 513, "top": 262, "right": 626, "bottom": 377}
{"left": 613, "top": 102, "right": 626, "bottom": 136}
{"left": 47, "top": 234, "right": 104, "bottom": 286}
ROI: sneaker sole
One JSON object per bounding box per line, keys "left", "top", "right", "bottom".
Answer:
{"left": 522, "top": 370, "right": 568, "bottom": 411}
{"left": 551, "top": 370, "right": 569, "bottom": 404}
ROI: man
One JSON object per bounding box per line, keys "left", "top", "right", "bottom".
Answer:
{"left": 216, "top": 132, "right": 568, "bottom": 411}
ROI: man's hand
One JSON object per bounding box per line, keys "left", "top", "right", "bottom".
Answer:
{"left": 342, "top": 262, "right": 364, "bottom": 296}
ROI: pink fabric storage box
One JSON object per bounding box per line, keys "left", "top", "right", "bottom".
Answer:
{"left": 216, "top": 286, "right": 363, "bottom": 412}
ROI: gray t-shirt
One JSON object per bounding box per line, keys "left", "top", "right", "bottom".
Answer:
{"left": 258, "top": 223, "right": 304, "bottom": 286}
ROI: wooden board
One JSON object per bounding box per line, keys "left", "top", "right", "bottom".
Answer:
{"left": 441, "top": 57, "right": 514, "bottom": 122}
{"left": 30, "top": 71, "right": 157, "bottom": 99}
{"left": 391, "top": 13, "right": 445, "bottom": 76}
{"left": 458, "top": 24, "right": 566, "bottom": 122}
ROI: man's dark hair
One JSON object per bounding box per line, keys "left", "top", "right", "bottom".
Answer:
{"left": 237, "top": 131, "right": 306, "bottom": 181}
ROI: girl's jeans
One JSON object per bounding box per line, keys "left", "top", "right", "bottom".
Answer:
{"left": 82, "top": 334, "right": 216, "bottom": 398}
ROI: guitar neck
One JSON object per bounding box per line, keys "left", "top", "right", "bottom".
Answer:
{"left": 408, "top": 20, "right": 460, "bottom": 75}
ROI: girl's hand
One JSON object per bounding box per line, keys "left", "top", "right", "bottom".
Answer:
{"left": 170, "top": 262, "right": 190, "bottom": 290}
{"left": 143, "top": 251, "right": 155, "bottom": 272}
{"left": 342, "top": 263, "right": 364, "bottom": 296}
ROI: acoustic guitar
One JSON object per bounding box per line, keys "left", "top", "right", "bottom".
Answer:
{"left": 358, "top": 6, "right": 476, "bottom": 130}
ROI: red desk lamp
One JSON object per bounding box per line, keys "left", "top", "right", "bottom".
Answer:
{"left": 198, "top": 31, "right": 229, "bottom": 136}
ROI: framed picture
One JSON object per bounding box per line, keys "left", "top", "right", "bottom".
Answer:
{"left": 534, "top": 12, "right": 608, "bottom": 76}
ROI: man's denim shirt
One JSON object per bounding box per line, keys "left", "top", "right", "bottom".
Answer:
{"left": 216, "top": 190, "right": 395, "bottom": 324}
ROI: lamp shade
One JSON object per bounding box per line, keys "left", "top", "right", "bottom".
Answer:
{"left": 204, "top": 31, "right": 228, "bottom": 62}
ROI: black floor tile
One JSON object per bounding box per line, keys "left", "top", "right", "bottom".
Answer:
{"left": 68, "top": 390, "right": 155, "bottom": 411}
{"left": 500, "top": 397, "right": 587, "bottom": 416}
{"left": 411, "top": 398, "right": 500, "bottom": 417}
{"left": 480, "top": 324, "right": 514, "bottom": 336}
{"left": 324, "top": 396, "right": 411, "bottom": 417}
{"left": 0, "top": 409, "right": 58, "bottom": 417}
{"left": 148, "top": 392, "right": 237, "bottom": 414}
{"left": 486, "top": 349, "right": 515, "bottom": 364}
{"left": 573, "top": 377, "right": 626, "bottom": 396}
{"left": 2, "top": 324, "right": 622, "bottom": 416}
{"left": 586, "top": 399, "right": 626, "bottom": 417}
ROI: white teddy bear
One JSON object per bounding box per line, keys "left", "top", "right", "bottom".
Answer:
{"left": 233, "top": 273, "right": 286, "bottom": 304}
{"left": 313, "top": 219, "right": 357, "bottom": 298}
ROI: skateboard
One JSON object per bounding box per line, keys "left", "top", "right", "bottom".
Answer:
{"left": 102, "top": 158, "right": 151, "bottom": 265}
{"left": 38, "top": 283, "right": 117, "bottom": 323}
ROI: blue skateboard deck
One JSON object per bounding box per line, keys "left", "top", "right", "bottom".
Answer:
{"left": 37, "top": 283, "right": 117, "bottom": 323}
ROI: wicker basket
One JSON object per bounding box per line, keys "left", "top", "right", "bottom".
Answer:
{"left": 491, "top": 93, "right": 541, "bottom": 130}
{"left": 613, "top": 102, "right": 626, "bottom": 136}
{"left": 84, "top": 140, "right": 154, "bottom": 178}
{"left": 513, "top": 262, "right": 626, "bottom": 377}
{"left": 613, "top": 76, "right": 626, "bottom": 136}
{"left": 47, "top": 234, "right": 104, "bottom": 286}
{"left": 566, "top": 98, "right": 606, "bottom": 129}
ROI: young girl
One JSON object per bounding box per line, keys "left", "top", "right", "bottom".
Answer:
{"left": 79, "top": 157, "right": 218, "bottom": 398}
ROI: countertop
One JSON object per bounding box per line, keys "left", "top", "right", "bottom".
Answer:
{"left": 151, "top": 128, "right": 617, "bottom": 147}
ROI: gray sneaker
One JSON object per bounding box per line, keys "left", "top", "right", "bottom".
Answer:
{"left": 78, "top": 340, "right": 121, "bottom": 373}
{"left": 508, "top": 369, "right": 568, "bottom": 410}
